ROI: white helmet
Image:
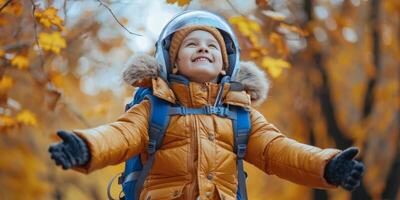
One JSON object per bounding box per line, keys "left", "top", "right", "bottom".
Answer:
{"left": 155, "top": 10, "right": 241, "bottom": 81}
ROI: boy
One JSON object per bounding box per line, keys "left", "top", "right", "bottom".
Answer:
{"left": 49, "top": 10, "right": 364, "bottom": 200}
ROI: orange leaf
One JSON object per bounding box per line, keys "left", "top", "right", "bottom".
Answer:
{"left": 166, "top": 0, "right": 191, "bottom": 6}
{"left": 11, "top": 55, "right": 29, "bottom": 69}
{"left": 0, "top": 115, "right": 16, "bottom": 129}
{"left": 256, "top": 0, "right": 268, "bottom": 6}
{"left": 1, "top": 1, "right": 23, "bottom": 16}
{"left": 0, "top": 16, "right": 7, "bottom": 25}
{"left": 0, "top": 75, "right": 14, "bottom": 92}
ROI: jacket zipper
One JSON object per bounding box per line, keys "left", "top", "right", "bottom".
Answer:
{"left": 187, "top": 114, "right": 199, "bottom": 199}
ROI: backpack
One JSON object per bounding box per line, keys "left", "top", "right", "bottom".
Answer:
{"left": 107, "top": 86, "right": 251, "bottom": 200}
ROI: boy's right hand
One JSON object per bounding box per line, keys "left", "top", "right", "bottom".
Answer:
{"left": 48, "top": 131, "right": 90, "bottom": 169}
{"left": 324, "top": 147, "right": 364, "bottom": 191}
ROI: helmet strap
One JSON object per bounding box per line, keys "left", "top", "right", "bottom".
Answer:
{"left": 214, "top": 75, "right": 230, "bottom": 107}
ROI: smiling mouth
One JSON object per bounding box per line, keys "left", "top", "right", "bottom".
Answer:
{"left": 192, "top": 56, "right": 212, "bottom": 63}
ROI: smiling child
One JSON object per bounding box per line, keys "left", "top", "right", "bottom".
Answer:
{"left": 49, "top": 10, "right": 364, "bottom": 200}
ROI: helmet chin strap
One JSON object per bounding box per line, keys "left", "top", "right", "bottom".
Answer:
{"left": 214, "top": 75, "right": 230, "bottom": 107}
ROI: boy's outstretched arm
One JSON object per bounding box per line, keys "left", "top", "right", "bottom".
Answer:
{"left": 245, "top": 109, "right": 364, "bottom": 190}
{"left": 48, "top": 100, "right": 151, "bottom": 173}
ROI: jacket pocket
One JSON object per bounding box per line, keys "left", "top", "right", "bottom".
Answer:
{"left": 142, "top": 184, "right": 185, "bottom": 200}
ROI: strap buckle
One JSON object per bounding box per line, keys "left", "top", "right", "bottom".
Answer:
{"left": 148, "top": 139, "right": 156, "bottom": 154}
{"left": 237, "top": 144, "right": 247, "bottom": 158}
{"left": 204, "top": 106, "right": 228, "bottom": 117}
{"left": 179, "top": 106, "right": 187, "bottom": 115}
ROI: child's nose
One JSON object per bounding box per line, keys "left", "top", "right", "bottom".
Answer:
{"left": 197, "top": 44, "right": 209, "bottom": 53}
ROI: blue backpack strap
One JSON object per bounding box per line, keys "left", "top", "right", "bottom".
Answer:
{"left": 229, "top": 106, "right": 250, "bottom": 200}
{"left": 133, "top": 94, "right": 171, "bottom": 200}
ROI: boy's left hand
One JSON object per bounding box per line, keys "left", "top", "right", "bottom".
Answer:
{"left": 324, "top": 147, "right": 365, "bottom": 191}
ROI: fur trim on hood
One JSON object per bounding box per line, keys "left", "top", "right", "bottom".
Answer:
{"left": 122, "top": 54, "right": 270, "bottom": 105}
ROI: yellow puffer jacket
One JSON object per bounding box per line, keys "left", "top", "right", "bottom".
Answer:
{"left": 73, "top": 55, "right": 340, "bottom": 200}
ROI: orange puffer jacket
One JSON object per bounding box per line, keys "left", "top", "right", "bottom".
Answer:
{"left": 73, "top": 55, "right": 340, "bottom": 200}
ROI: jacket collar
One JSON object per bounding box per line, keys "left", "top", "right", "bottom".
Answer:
{"left": 122, "top": 54, "right": 270, "bottom": 106}
{"left": 151, "top": 76, "right": 251, "bottom": 108}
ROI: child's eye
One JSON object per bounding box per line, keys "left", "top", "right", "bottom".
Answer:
{"left": 209, "top": 44, "right": 218, "bottom": 49}
{"left": 186, "top": 42, "right": 196, "bottom": 47}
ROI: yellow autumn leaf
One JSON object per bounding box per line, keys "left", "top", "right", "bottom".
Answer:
{"left": 248, "top": 21, "right": 261, "bottom": 32}
{"left": 0, "top": 115, "right": 16, "bottom": 129}
{"left": 229, "top": 16, "right": 262, "bottom": 48}
{"left": 261, "top": 56, "right": 291, "bottom": 78}
{"left": 38, "top": 32, "right": 67, "bottom": 54}
{"left": 11, "top": 55, "right": 29, "bottom": 69}
{"left": 50, "top": 73, "right": 64, "bottom": 88}
{"left": 166, "top": 0, "right": 191, "bottom": 6}
{"left": 16, "top": 110, "right": 37, "bottom": 126}
{"left": 229, "top": 16, "right": 261, "bottom": 34}
{"left": 0, "top": 75, "right": 14, "bottom": 91}
{"left": 34, "top": 7, "right": 65, "bottom": 31}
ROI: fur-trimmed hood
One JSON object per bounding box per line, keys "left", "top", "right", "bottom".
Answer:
{"left": 122, "top": 54, "right": 270, "bottom": 105}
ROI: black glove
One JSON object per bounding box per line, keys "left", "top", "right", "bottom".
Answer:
{"left": 48, "top": 130, "right": 90, "bottom": 170}
{"left": 324, "top": 147, "right": 365, "bottom": 191}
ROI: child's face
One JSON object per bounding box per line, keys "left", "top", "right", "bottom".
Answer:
{"left": 175, "top": 30, "right": 223, "bottom": 83}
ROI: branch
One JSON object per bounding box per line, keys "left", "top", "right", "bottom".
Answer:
{"left": 96, "top": 0, "right": 142, "bottom": 36}
{"left": 362, "top": 0, "right": 381, "bottom": 117}
{"left": 62, "top": 100, "right": 91, "bottom": 128}
{"left": 63, "top": 0, "right": 68, "bottom": 26}
{"left": 225, "top": 0, "right": 247, "bottom": 16}
{"left": 0, "top": 0, "right": 12, "bottom": 13}
{"left": 29, "top": 0, "right": 45, "bottom": 69}
{"left": 1, "top": 41, "right": 31, "bottom": 51}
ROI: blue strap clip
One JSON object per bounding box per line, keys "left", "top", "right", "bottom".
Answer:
{"left": 204, "top": 105, "right": 228, "bottom": 117}
{"left": 147, "top": 139, "right": 157, "bottom": 154}
{"left": 237, "top": 144, "right": 247, "bottom": 158}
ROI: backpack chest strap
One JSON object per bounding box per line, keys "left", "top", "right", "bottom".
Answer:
{"left": 168, "top": 105, "right": 236, "bottom": 119}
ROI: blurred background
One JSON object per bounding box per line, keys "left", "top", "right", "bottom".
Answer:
{"left": 0, "top": 0, "right": 398, "bottom": 199}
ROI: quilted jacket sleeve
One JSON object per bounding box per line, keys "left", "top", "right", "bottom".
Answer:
{"left": 72, "top": 100, "right": 151, "bottom": 174}
{"left": 244, "top": 108, "right": 341, "bottom": 188}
